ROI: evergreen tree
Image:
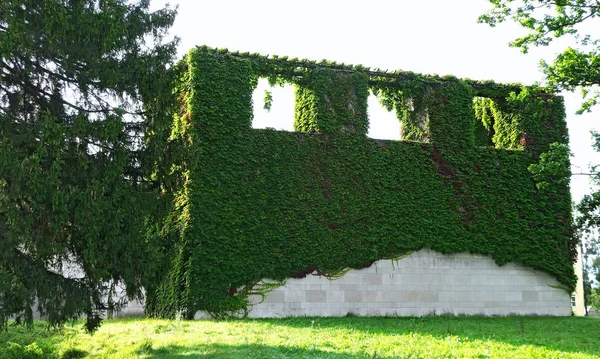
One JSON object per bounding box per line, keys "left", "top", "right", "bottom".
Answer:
{"left": 0, "top": 0, "right": 177, "bottom": 332}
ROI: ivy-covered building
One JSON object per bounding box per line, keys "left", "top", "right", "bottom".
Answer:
{"left": 144, "top": 46, "right": 579, "bottom": 318}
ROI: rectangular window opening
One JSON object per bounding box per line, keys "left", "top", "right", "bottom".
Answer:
{"left": 367, "top": 93, "right": 401, "bottom": 141}
{"left": 251, "top": 78, "right": 294, "bottom": 131}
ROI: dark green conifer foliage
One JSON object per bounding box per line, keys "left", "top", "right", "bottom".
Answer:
{"left": 0, "top": 0, "right": 177, "bottom": 331}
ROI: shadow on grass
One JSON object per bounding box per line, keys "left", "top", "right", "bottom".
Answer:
{"left": 146, "top": 343, "right": 378, "bottom": 359}
{"left": 2, "top": 316, "right": 599, "bottom": 358}
{"left": 142, "top": 316, "right": 600, "bottom": 358}
{"left": 0, "top": 323, "right": 66, "bottom": 359}
{"left": 234, "top": 316, "right": 599, "bottom": 357}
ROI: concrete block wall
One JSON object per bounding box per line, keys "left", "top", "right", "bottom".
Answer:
{"left": 34, "top": 249, "right": 571, "bottom": 319}
{"left": 245, "top": 249, "right": 571, "bottom": 317}
{"left": 110, "top": 249, "right": 571, "bottom": 318}
{"left": 572, "top": 244, "right": 586, "bottom": 316}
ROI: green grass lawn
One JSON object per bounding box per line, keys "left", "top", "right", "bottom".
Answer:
{"left": 1, "top": 316, "right": 599, "bottom": 358}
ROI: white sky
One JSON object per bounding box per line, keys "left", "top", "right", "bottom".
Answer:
{"left": 153, "top": 0, "right": 599, "bottom": 202}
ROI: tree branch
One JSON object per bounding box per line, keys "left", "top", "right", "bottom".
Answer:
{"left": 547, "top": 0, "right": 600, "bottom": 9}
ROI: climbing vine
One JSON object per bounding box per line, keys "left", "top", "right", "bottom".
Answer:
{"left": 146, "top": 46, "right": 577, "bottom": 319}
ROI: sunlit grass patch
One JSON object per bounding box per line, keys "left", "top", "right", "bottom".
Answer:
{"left": 1, "top": 316, "right": 598, "bottom": 358}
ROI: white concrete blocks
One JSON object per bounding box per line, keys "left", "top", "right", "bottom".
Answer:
{"left": 107, "top": 248, "right": 571, "bottom": 319}
{"left": 247, "top": 248, "right": 571, "bottom": 317}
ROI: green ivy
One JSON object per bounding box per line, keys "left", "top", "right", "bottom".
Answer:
{"left": 294, "top": 69, "right": 369, "bottom": 135}
{"left": 146, "top": 46, "right": 577, "bottom": 319}
{"left": 263, "top": 90, "right": 273, "bottom": 111}
{"left": 473, "top": 97, "right": 495, "bottom": 147}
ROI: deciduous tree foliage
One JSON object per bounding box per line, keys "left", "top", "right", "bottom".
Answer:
{"left": 578, "top": 134, "right": 600, "bottom": 232}
{"left": 480, "top": 0, "right": 600, "bottom": 113}
{"left": 0, "top": 0, "right": 177, "bottom": 331}
{"left": 578, "top": 132, "right": 600, "bottom": 310}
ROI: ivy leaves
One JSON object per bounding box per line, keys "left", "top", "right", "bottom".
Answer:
{"left": 148, "top": 47, "right": 576, "bottom": 319}
{"left": 528, "top": 142, "right": 573, "bottom": 190}
{"left": 263, "top": 90, "right": 273, "bottom": 111}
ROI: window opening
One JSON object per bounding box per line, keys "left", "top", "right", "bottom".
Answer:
{"left": 367, "top": 93, "right": 401, "bottom": 140}
{"left": 251, "top": 78, "right": 294, "bottom": 131}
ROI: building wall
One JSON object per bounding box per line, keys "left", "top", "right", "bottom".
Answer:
{"left": 246, "top": 249, "right": 571, "bottom": 317}
{"left": 117, "top": 249, "right": 572, "bottom": 318}
{"left": 572, "top": 244, "right": 586, "bottom": 316}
